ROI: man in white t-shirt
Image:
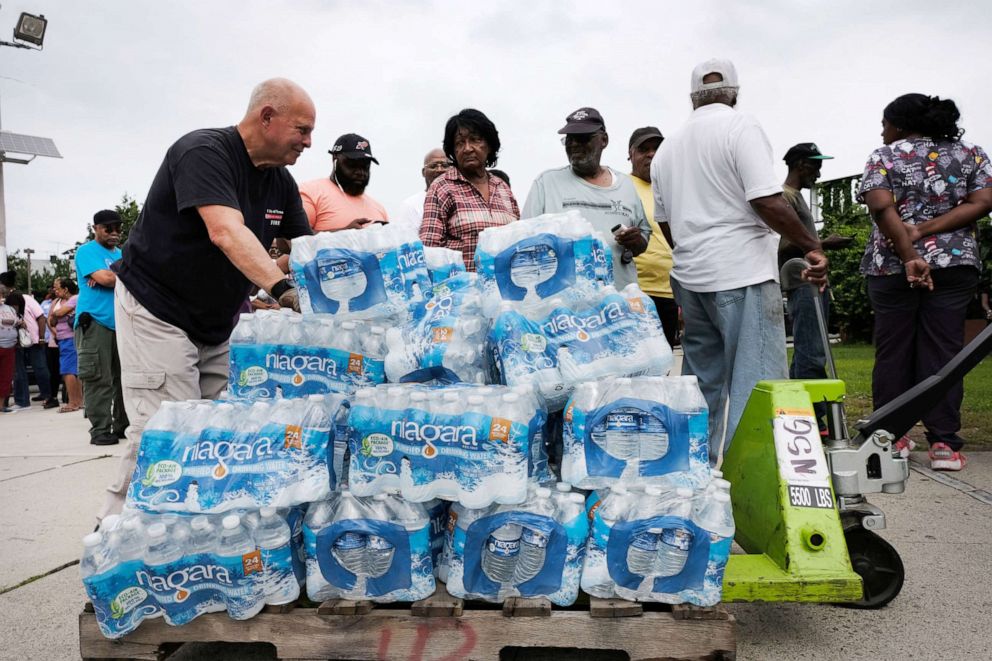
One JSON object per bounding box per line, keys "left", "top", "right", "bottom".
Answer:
{"left": 522, "top": 107, "right": 650, "bottom": 290}
{"left": 393, "top": 148, "right": 450, "bottom": 236}
{"left": 651, "top": 59, "right": 828, "bottom": 454}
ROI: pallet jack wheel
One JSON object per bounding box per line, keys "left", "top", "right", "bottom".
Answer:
{"left": 839, "top": 525, "right": 905, "bottom": 609}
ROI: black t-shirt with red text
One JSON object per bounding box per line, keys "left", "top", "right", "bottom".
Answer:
{"left": 118, "top": 126, "right": 311, "bottom": 344}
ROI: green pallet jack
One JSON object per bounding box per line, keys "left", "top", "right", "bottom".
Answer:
{"left": 719, "top": 279, "right": 992, "bottom": 608}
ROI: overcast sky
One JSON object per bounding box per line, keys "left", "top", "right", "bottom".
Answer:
{"left": 2, "top": 0, "right": 990, "bottom": 263}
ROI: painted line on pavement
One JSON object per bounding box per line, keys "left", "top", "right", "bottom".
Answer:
{"left": 0, "top": 455, "right": 112, "bottom": 483}
{"left": 909, "top": 458, "right": 992, "bottom": 506}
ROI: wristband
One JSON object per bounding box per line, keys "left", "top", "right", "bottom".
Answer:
{"left": 270, "top": 278, "right": 295, "bottom": 299}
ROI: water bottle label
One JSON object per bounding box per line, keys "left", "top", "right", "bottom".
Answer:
{"left": 521, "top": 527, "right": 549, "bottom": 548}
{"left": 333, "top": 531, "right": 366, "bottom": 551}
{"left": 660, "top": 527, "right": 692, "bottom": 552}
{"left": 631, "top": 531, "right": 660, "bottom": 552}
{"left": 348, "top": 403, "right": 531, "bottom": 505}
{"left": 129, "top": 397, "right": 344, "bottom": 512}
{"left": 230, "top": 344, "right": 385, "bottom": 398}
{"left": 486, "top": 536, "right": 520, "bottom": 558}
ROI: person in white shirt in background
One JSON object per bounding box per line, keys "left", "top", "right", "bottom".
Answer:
{"left": 394, "top": 148, "right": 451, "bottom": 236}
{"left": 651, "top": 58, "right": 828, "bottom": 455}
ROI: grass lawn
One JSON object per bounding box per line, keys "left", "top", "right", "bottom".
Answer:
{"left": 824, "top": 343, "right": 992, "bottom": 449}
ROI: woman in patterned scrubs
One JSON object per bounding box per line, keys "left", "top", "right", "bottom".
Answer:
{"left": 858, "top": 93, "right": 992, "bottom": 471}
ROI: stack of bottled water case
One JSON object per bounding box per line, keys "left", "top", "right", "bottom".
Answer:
{"left": 346, "top": 383, "right": 550, "bottom": 507}
{"left": 229, "top": 309, "right": 387, "bottom": 398}
{"left": 81, "top": 506, "right": 305, "bottom": 639}
{"left": 439, "top": 483, "right": 588, "bottom": 605}
{"left": 474, "top": 212, "right": 613, "bottom": 317}
{"left": 384, "top": 273, "right": 489, "bottom": 385}
{"left": 290, "top": 225, "right": 431, "bottom": 320}
{"left": 126, "top": 394, "right": 350, "bottom": 512}
{"left": 424, "top": 246, "right": 467, "bottom": 284}
{"left": 562, "top": 376, "right": 710, "bottom": 489}
{"left": 302, "top": 489, "right": 442, "bottom": 602}
{"left": 488, "top": 284, "right": 674, "bottom": 410}
{"left": 581, "top": 475, "right": 734, "bottom": 606}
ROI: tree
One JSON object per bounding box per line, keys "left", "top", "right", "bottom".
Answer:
{"left": 818, "top": 176, "right": 874, "bottom": 341}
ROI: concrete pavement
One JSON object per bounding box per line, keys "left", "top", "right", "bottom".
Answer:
{"left": 1, "top": 402, "right": 990, "bottom": 660}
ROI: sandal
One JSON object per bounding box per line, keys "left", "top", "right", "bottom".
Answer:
{"left": 58, "top": 405, "right": 81, "bottom": 413}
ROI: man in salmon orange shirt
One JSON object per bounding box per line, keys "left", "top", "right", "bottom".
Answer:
{"left": 299, "top": 133, "right": 389, "bottom": 231}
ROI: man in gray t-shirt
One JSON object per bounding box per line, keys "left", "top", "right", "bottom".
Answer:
{"left": 522, "top": 107, "right": 650, "bottom": 290}
{"left": 778, "top": 143, "right": 851, "bottom": 419}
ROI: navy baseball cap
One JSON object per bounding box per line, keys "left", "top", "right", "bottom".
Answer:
{"left": 558, "top": 107, "right": 606, "bottom": 134}
{"left": 330, "top": 133, "right": 379, "bottom": 164}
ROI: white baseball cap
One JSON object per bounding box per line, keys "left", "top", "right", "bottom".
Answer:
{"left": 690, "top": 58, "right": 739, "bottom": 93}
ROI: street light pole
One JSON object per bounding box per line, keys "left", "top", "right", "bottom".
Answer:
{"left": 23, "top": 247, "right": 34, "bottom": 291}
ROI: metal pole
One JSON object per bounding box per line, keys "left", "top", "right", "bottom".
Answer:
{"left": 24, "top": 247, "right": 34, "bottom": 292}
{"left": 1, "top": 88, "right": 6, "bottom": 271}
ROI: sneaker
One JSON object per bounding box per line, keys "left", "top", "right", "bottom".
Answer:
{"left": 90, "top": 434, "right": 120, "bottom": 446}
{"left": 43, "top": 399, "right": 59, "bottom": 410}
{"left": 7, "top": 404, "right": 29, "bottom": 412}
{"left": 929, "top": 442, "right": 966, "bottom": 471}
{"left": 31, "top": 395, "right": 46, "bottom": 402}
{"left": 893, "top": 436, "right": 916, "bottom": 459}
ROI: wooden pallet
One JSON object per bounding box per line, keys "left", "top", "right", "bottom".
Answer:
{"left": 79, "top": 584, "right": 736, "bottom": 661}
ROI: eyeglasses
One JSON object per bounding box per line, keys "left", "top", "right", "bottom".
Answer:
{"left": 561, "top": 132, "right": 602, "bottom": 146}
{"left": 101, "top": 224, "right": 123, "bottom": 234}
{"left": 425, "top": 161, "right": 451, "bottom": 170}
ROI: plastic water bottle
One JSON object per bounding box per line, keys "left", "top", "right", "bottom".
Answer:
{"left": 513, "top": 487, "right": 553, "bottom": 584}
{"left": 230, "top": 313, "right": 256, "bottom": 345}
{"left": 115, "top": 518, "right": 146, "bottom": 562}
{"left": 144, "top": 523, "right": 184, "bottom": 566}
{"left": 693, "top": 491, "right": 735, "bottom": 540}
{"left": 254, "top": 506, "right": 297, "bottom": 605}
{"left": 331, "top": 492, "right": 369, "bottom": 576}
{"left": 639, "top": 407, "right": 670, "bottom": 461}
{"left": 366, "top": 495, "right": 396, "bottom": 578}
{"left": 482, "top": 524, "right": 522, "bottom": 584}
{"left": 80, "top": 532, "right": 116, "bottom": 579}
{"left": 365, "top": 326, "right": 387, "bottom": 359}
{"left": 187, "top": 516, "right": 216, "bottom": 554}
{"left": 217, "top": 514, "right": 255, "bottom": 558}
{"left": 655, "top": 487, "right": 694, "bottom": 577}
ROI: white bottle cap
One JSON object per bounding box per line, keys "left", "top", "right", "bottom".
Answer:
{"left": 611, "top": 485, "right": 629, "bottom": 495}
{"left": 259, "top": 506, "right": 277, "bottom": 518}
{"left": 83, "top": 532, "right": 103, "bottom": 547}
{"left": 173, "top": 527, "right": 190, "bottom": 542}
{"left": 536, "top": 487, "right": 551, "bottom": 499}
{"left": 371, "top": 326, "right": 385, "bottom": 335}
{"left": 555, "top": 482, "right": 572, "bottom": 492}
{"left": 711, "top": 469, "right": 724, "bottom": 479}
{"left": 190, "top": 516, "right": 210, "bottom": 531}
{"left": 222, "top": 515, "right": 241, "bottom": 530}
{"left": 443, "top": 391, "right": 461, "bottom": 402}
{"left": 341, "top": 321, "right": 357, "bottom": 330}
{"left": 147, "top": 523, "right": 167, "bottom": 538}
{"left": 373, "top": 493, "right": 389, "bottom": 502}
{"left": 502, "top": 393, "right": 519, "bottom": 403}
{"left": 676, "top": 487, "right": 693, "bottom": 499}
{"left": 467, "top": 395, "right": 484, "bottom": 405}
{"left": 100, "top": 514, "right": 121, "bottom": 532}
{"left": 714, "top": 478, "right": 731, "bottom": 489}
{"left": 714, "top": 491, "right": 731, "bottom": 503}
{"left": 569, "top": 493, "right": 585, "bottom": 504}
{"left": 123, "top": 518, "right": 141, "bottom": 531}
{"left": 644, "top": 486, "right": 664, "bottom": 497}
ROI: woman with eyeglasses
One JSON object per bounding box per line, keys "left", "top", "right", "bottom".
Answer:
{"left": 858, "top": 93, "right": 992, "bottom": 472}
{"left": 420, "top": 108, "right": 519, "bottom": 270}
{"left": 48, "top": 278, "right": 83, "bottom": 413}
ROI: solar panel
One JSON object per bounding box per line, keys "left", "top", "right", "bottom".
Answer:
{"left": 0, "top": 131, "right": 62, "bottom": 158}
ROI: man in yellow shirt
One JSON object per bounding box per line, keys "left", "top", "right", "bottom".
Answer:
{"left": 628, "top": 127, "right": 678, "bottom": 346}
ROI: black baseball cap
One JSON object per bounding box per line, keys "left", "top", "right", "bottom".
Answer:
{"left": 329, "top": 133, "right": 379, "bottom": 164}
{"left": 93, "top": 209, "right": 122, "bottom": 226}
{"left": 558, "top": 107, "right": 606, "bottom": 134}
{"left": 628, "top": 126, "right": 664, "bottom": 150}
{"left": 783, "top": 143, "right": 833, "bottom": 165}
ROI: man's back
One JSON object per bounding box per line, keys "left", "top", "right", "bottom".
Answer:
{"left": 652, "top": 104, "right": 781, "bottom": 293}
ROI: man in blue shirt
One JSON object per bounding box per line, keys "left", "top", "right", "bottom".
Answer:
{"left": 74, "top": 210, "right": 128, "bottom": 445}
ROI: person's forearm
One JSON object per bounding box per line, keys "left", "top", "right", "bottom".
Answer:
{"left": 750, "top": 195, "right": 820, "bottom": 254}
{"left": 88, "top": 270, "right": 116, "bottom": 288}
{"left": 874, "top": 206, "right": 920, "bottom": 263}
{"left": 914, "top": 199, "right": 992, "bottom": 237}
{"left": 211, "top": 223, "right": 289, "bottom": 293}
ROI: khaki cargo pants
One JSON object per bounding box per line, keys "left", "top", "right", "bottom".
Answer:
{"left": 98, "top": 281, "right": 229, "bottom": 521}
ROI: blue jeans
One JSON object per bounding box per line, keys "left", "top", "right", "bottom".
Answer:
{"left": 13, "top": 343, "right": 52, "bottom": 407}
{"left": 672, "top": 278, "right": 788, "bottom": 459}
{"left": 788, "top": 284, "right": 829, "bottom": 380}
